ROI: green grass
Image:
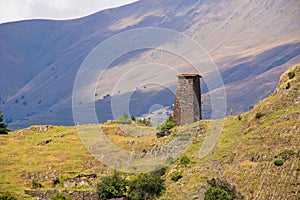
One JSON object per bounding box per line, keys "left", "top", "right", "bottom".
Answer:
{"left": 0, "top": 126, "right": 102, "bottom": 199}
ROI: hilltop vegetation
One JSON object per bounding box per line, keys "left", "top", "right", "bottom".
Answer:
{"left": 0, "top": 64, "right": 299, "bottom": 199}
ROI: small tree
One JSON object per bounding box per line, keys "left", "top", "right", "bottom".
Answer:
{"left": 131, "top": 115, "right": 136, "bottom": 121}
{"left": 137, "top": 118, "right": 151, "bottom": 126}
{"left": 0, "top": 111, "right": 9, "bottom": 134}
{"left": 206, "top": 178, "right": 244, "bottom": 200}
{"left": 97, "top": 172, "right": 127, "bottom": 199}
{"left": 128, "top": 173, "right": 166, "bottom": 200}
{"left": 157, "top": 115, "right": 176, "bottom": 131}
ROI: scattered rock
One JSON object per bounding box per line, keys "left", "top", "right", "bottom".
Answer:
{"left": 156, "top": 130, "right": 171, "bottom": 138}
{"left": 37, "top": 139, "right": 52, "bottom": 146}
{"left": 52, "top": 178, "right": 60, "bottom": 188}
{"left": 79, "top": 180, "right": 90, "bottom": 187}
{"left": 63, "top": 178, "right": 78, "bottom": 188}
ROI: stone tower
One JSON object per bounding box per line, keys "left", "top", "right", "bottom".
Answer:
{"left": 173, "top": 74, "right": 202, "bottom": 125}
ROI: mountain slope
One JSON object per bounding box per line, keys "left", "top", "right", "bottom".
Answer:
{"left": 0, "top": 64, "right": 299, "bottom": 199}
{"left": 0, "top": 0, "right": 300, "bottom": 129}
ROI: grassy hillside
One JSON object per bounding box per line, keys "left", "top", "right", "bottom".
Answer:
{"left": 161, "top": 64, "right": 300, "bottom": 199}
{"left": 0, "top": 64, "right": 299, "bottom": 199}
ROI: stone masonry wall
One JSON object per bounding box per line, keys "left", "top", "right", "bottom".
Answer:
{"left": 173, "top": 74, "right": 201, "bottom": 125}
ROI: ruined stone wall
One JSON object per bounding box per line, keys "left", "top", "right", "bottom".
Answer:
{"left": 173, "top": 74, "right": 201, "bottom": 125}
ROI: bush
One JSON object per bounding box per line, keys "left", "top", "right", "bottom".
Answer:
{"left": 0, "top": 111, "right": 10, "bottom": 134}
{"left": 206, "top": 178, "right": 244, "bottom": 200}
{"left": 116, "top": 113, "right": 132, "bottom": 124}
{"left": 157, "top": 115, "right": 175, "bottom": 131}
{"left": 0, "top": 192, "right": 17, "bottom": 200}
{"left": 179, "top": 155, "right": 190, "bottom": 166}
{"left": 286, "top": 82, "right": 291, "bottom": 90}
{"left": 50, "top": 193, "right": 72, "bottom": 200}
{"left": 97, "top": 172, "right": 127, "bottom": 199}
{"left": 171, "top": 171, "right": 183, "bottom": 182}
{"left": 288, "top": 71, "right": 295, "bottom": 79}
{"left": 204, "top": 187, "right": 229, "bottom": 200}
{"left": 131, "top": 115, "right": 136, "bottom": 121}
{"left": 274, "top": 159, "right": 284, "bottom": 166}
{"left": 31, "top": 180, "right": 42, "bottom": 189}
{"left": 128, "top": 173, "right": 166, "bottom": 200}
{"left": 255, "top": 112, "right": 263, "bottom": 119}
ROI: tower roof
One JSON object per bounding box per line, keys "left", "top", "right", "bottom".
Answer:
{"left": 177, "top": 73, "right": 202, "bottom": 78}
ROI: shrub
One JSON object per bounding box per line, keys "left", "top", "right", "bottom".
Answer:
{"left": 237, "top": 115, "right": 242, "bottom": 121}
{"left": 274, "top": 159, "right": 284, "bottom": 166}
{"left": 128, "top": 173, "right": 166, "bottom": 200}
{"left": 204, "top": 187, "right": 229, "bottom": 200}
{"left": 206, "top": 178, "right": 244, "bottom": 199}
{"left": 286, "top": 82, "right": 291, "bottom": 90}
{"left": 50, "top": 193, "right": 72, "bottom": 200}
{"left": 179, "top": 155, "right": 190, "bottom": 166}
{"left": 171, "top": 171, "right": 183, "bottom": 182}
{"left": 157, "top": 115, "right": 175, "bottom": 131}
{"left": 0, "top": 111, "right": 9, "bottom": 134}
{"left": 288, "top": 71, "right": 295, "bottom": 79}
{"left": 97, "top": 172, "right": 127, "bottom": 199}
{"left": 31, "top": 180, "right": 42, "bottom": 189}
{"left": 255, "top": 112, "right": 263, "bottom": 119}
{"left": 131, "top": 115, "right": 136, "bottom": 121}
{"left": 116, "top": 113, "right": 132, "bottom": 124}
{"left": 207, "top": 178, "right": 217, "bottom": 187}
{"left": 0, "top": 192, "right": 17, "bottom": 200}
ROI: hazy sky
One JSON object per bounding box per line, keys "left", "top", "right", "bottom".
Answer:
{"left": 0, "top": 0, "right": 139, "bottom": 24}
